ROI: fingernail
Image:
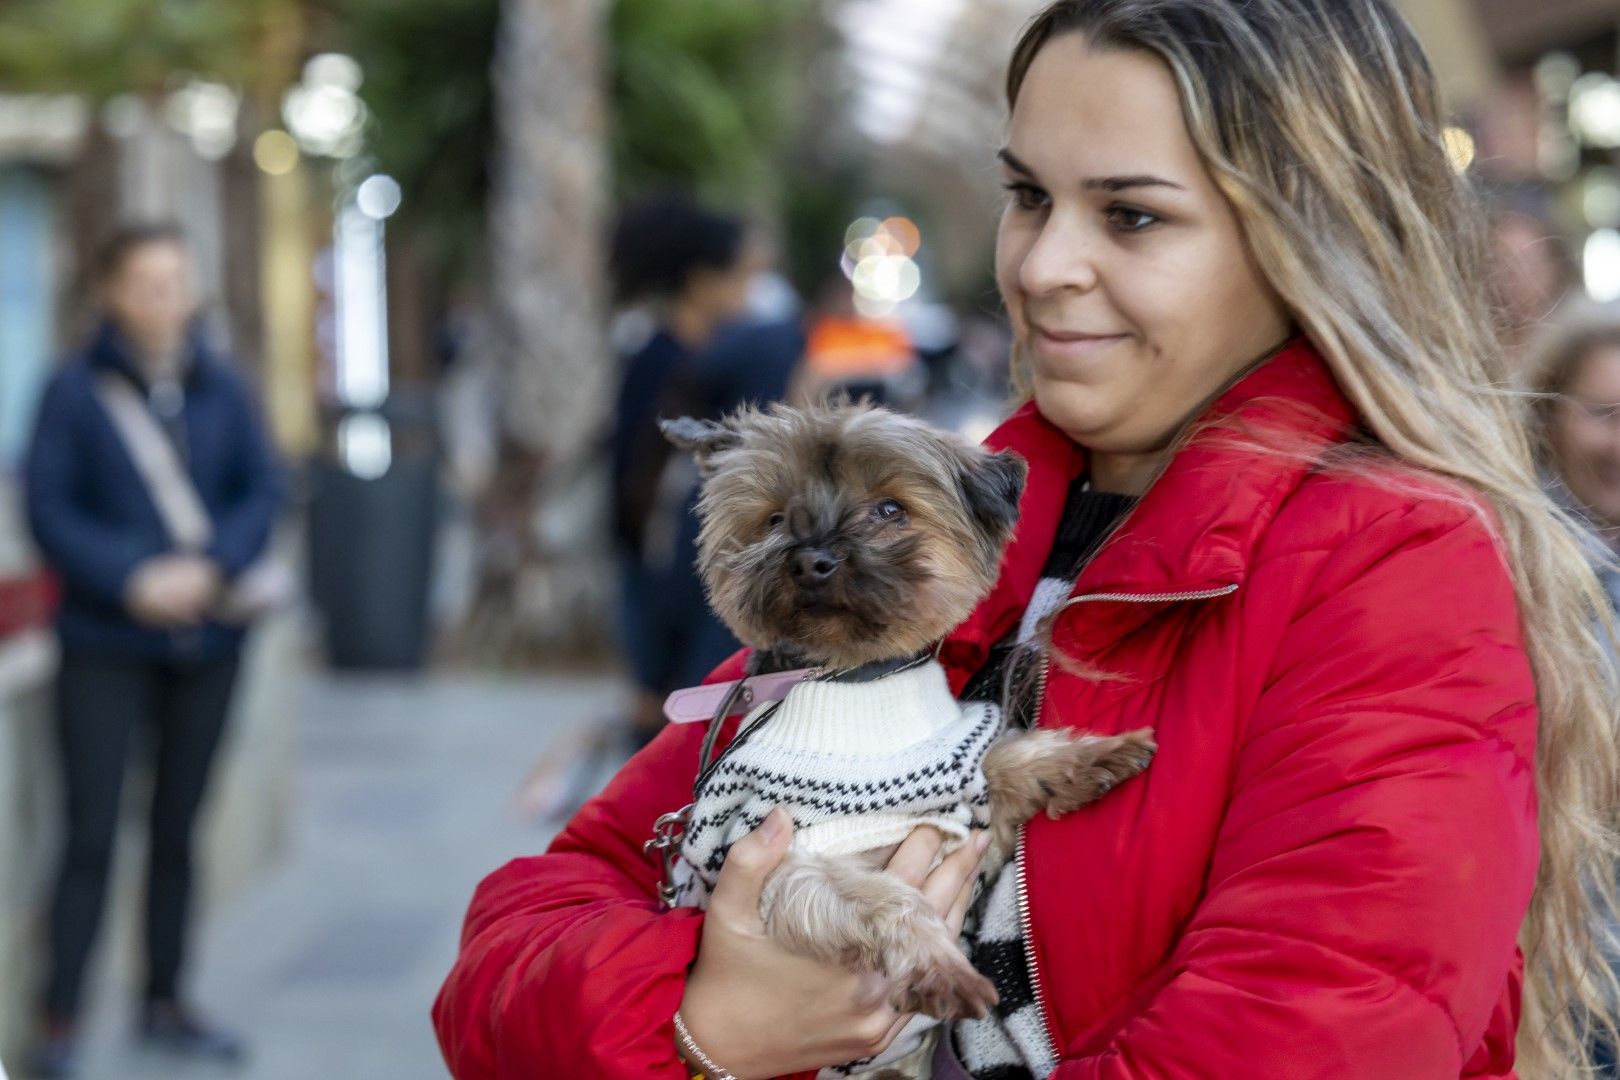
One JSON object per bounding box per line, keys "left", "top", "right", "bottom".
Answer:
{"left": 760, "top": 807, "right": 788, "bottom": 843}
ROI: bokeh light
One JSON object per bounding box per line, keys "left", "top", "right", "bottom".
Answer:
{"left": 842, "top": 215, "right": 924, "bottom": 309}
{"left": 1571, "top": 73, "right": 1620, "bottom": 148}
{"left": 1441, "top": 126, "right": 1475, "bottom": 173}
{"left": 356, "top": 174, "right": 403, "bottom": 220}
{"left": 283, "top": 53, "right": 368, "bottom": 159}
{"left": 252, "top": 130, "right": 300, "bottom": 176}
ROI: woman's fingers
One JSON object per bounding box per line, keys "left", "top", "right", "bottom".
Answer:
{"left": 944, "top": 861, "right": 979, "bottom": 935}
{"left": 880, "top": 1010, "right": 915, "bottom": 1052}
{"left": 885, "top": 825, "right": 946, "bottom": 888}
{"left": 708, "top": 807, "right": 794, "bottom": 930}
{"left": 919, "top": 830, "right": 991, "bottom": 920}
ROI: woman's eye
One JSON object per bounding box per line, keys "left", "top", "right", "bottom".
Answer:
{"left": 767, "top": 512, "right": 785, "bottom": 529}
{"left": 1002, "top": 182, "right": 1049, "bottom": 212}
{"left": 872, "top": 499, "right": 905, "bottom": 521}
{"left": 1106, "top": 205, "right": 1161, "bottom": 233}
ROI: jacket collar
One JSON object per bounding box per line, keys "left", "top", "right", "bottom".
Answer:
{"left": 86, "top": 319, "right": 209, "bottom": 392}
{"left": 941, "top": 337, "right": 1358, "bottom": 686}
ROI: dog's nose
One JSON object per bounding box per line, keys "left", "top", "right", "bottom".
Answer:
{"left": 790, "top": 547, "right": 841, "bottom": 583}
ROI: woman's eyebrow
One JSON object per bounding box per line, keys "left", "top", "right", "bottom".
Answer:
{"left": 998, "top": 148, "right": 1037, "bottom": 177}
{"left": 1082, "top": 174, "right": 1186, "bottom": 193}
{"left": 998, "top": 148, "right": 1186, "bottom": 193}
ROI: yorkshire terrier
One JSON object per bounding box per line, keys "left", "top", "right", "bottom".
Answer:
{"left": 661, "top": 402, "right": 1154, "bottom": 1078}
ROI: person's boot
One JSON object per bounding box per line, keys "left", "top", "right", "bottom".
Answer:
{"left": 26, "top": 1015, "right": 79, "bottom": 1079}
{"left": 139, "top": 1001, "right": 245, "bottom": 1065}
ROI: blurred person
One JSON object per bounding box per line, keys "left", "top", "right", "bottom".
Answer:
{"left": 1528, "top": 309, "right": 1620, "bottom": 604}
{"left": 437, "top": 2, "right": 1620, "bottom": 1077}
{"left": 608, "top": 194, "right": 760, "bottom": 744}
{"left": 797, "top": 273, "right": 924, "bottom": 408}
{"left": 22, "top": 223, "right": 282, "bottom": 1078}
{"left": 1488, "top": 197, "right": 1577, "bottom": 375}
{"left": 1526, "top": 308, "right": 1620, "bottom": 1076}
{"left": 641, "top": 263, "right": 807, "bottom": 673}
{"left": 513, "top": 194, "right": 763, "bottom": 823}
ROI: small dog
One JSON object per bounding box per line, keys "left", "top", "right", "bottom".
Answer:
{"left": 662, "top": 403, "right": 1153, "bottom": 1077}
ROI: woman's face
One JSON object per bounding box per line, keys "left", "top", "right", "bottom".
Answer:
{"left": 996, "top": 35, "right": 1293, "bottom": 463}
{"left": 1553, "top": 345, "right": 1620, "bottom": 529}
{"left": 103, "top": 240, "right": 197, "bottom": 355}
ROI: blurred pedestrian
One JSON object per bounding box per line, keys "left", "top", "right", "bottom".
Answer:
{"left": 512, "top": 195, "right": 767, "bottom": 821}
{"left": 606, "top": 193, "right": 761, "bottom": 747}
{"left": 1528, "top": 308, "right": 1620, "bottom": 607}
{"left": 798, "top": 272, "right": 923, "bottom": 408}
{"left": 1487, "top": 194, "right": 1578, "bottom": 377}
{"left": 1526, "top": 309, "right": 1620, "bottom": 1076}
{"left": 23, "top": 223, "right": 283, "bottom": 1077}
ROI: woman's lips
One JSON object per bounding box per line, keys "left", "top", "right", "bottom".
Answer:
{"left": 1030, "top": 327, "right": 1129, "bottom": 362}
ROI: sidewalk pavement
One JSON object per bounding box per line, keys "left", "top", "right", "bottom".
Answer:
{"left": 65, "top": 669, "right": 616, "bottom": 1080}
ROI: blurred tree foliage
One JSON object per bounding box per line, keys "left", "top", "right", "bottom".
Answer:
{"left": 0, "top": 0, "right": 858, "bottom": 289}
{"left": 611, "top": 0, "right": 865, "bottom": 294}
{"left": 0, "top": 0, "right": 294, "bottom": 95}
{"left": 610, "top": 0, "right": 813, "bottom": 205}
{"left": 336, "top": 0, "right": 825, "bottom": 274}
{"left": 332, "top": 0, "right": 498, "bottom": 277}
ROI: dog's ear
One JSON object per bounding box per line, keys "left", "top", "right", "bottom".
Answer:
{"left": 956, "top": 447, "right": 1027, "bottom": 537}
{"left": 660, "top": 416, "right": 740, "bottom": 459}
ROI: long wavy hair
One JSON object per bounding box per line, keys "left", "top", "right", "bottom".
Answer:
{"left": 1006, "top": 1, "right": 1620, "bottom": 1073}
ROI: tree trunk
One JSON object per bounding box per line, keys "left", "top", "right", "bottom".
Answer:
{"left": 452, "top": 0, "right": 614, "bottom": 667}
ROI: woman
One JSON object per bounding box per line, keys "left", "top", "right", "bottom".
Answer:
{"left": 1489, "top": 200, "right": 1577, "bottom": 377}
{"left": 25, "top": 223, "right": 281, "bottom": 1076}
{"left": 1530, "top": 311, "right": 1620, "bottom": 611}
{"left": 435, "top": 2, "right": 1620, "bottom": 1077}
{"left": 1527, "top": 312, "right": 1620, "bottom": 1074}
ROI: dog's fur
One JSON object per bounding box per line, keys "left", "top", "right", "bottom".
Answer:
{"left": 664, "top": 402, "right": 1154, "bottom": 1036}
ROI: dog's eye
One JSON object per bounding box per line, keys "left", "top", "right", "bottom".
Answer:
{"left": 767, "top": 512, "right": 785, "bottom": 529}
{"left": 872, "top": 499, "right": 905, "bottom": 521}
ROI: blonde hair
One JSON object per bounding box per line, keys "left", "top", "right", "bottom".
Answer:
{"left": 1008, "top": 2, "right": 1620, "bottom": 1073}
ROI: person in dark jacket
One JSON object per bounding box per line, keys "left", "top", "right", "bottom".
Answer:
{"left": 606, "top": 195, "right": 762, "bottom": 747}
{"left": 23, "top": 223, "right": 282, "bottom": 1077}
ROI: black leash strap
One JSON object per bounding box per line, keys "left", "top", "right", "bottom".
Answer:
{"left": 645, "top": 656, "right": 779, "bottom": 909}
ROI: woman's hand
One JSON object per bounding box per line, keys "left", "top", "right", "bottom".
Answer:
{"left": 677, "top": 809, "right": 989, "bottom": 1079}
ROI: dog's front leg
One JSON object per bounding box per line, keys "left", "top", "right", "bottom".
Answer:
{"left": 758, "top": 850, "right": 998, "bottom": 1020}
{"left": 981, "top": 727, "right": 1156, "bottom": 862}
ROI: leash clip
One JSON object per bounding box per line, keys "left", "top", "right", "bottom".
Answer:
{"left": 644, "top": 803, "right": 694, "bottom": 909}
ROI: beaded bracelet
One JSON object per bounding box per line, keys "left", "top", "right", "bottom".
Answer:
{"left": 673, "top": 1010, "right": 739, "bottom": 1080}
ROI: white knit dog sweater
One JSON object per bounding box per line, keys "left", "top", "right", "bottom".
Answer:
{"left": 671, "top": 659, "right": 1002, "bottom": 1077}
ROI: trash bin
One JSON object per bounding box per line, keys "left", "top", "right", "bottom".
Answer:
{"left": 307, "top": 406, "right": 440, "bottom": 670}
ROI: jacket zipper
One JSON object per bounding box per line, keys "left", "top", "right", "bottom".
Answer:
{"left": 1015, "top": 581, "right": 1240, "bottom": 1066}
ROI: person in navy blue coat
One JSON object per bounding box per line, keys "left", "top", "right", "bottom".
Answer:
{"left": 22, "top": 223, "right": 282, "bottom": 1077}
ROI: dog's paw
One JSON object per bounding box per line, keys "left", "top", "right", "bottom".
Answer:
{"left": 890, "top": 948, "right": 999, "bottom": 1020}
{"left": 1042, "top": 728, "right": 1156, "bottom": 817}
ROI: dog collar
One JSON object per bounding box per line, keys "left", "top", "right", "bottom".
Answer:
{"left": 663, "top": 668, "right": 817, "bottom": 725}
{"left": 821, "top": 649, "right": 935, "bottom": 684}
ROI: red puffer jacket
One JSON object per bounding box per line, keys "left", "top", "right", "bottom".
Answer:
{"left": 433, "top": 340, "right": 1539, "bottom": 1079}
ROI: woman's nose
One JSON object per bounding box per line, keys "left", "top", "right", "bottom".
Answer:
{"left": 1019, "top": 211, "right": 1100, "bottom": 298}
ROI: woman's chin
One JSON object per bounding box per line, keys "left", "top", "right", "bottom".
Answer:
{"left": 1031, "top": 381, "right": 1119, "bottom": 446}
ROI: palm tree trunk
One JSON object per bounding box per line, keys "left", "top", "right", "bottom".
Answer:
{"left": 455, "top": 0, "right": 615, "bottom": 666}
